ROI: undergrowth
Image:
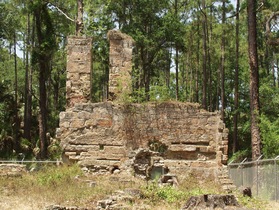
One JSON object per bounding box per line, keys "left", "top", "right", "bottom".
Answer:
{"left": 0, "top": 165, "right": 273, "bottom": 209}
{"left": 237, "top": 193, "right": 269, "bottom": 209}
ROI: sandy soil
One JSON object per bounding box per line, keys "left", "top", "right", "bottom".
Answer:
{"left": 1, "top": 194, "right": 279, "bottom": 210}
{"left": 0, "top": 195, "right": 50, "bottom": 210}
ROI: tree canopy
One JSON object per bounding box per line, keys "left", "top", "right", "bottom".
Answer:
{"left": 0, "top": 0, "right": 279, "bottom": 160}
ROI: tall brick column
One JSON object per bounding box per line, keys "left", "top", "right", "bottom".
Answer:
{"left": 66, "top": 36, "right": 92, "bottom": 108}
{"left": 107, "top": 30, "right": 134, "bottom": 101}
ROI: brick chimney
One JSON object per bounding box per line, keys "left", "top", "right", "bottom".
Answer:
{"left": 66, "top": 36, "right": 92, "bottom": 107}
{"left": 107, "top": 30, "right": 134, "bottom": 101}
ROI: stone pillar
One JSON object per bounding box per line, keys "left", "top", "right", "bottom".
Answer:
{"left": 107, "top": 30, "right": 134, "bottom": 101}
{"left": 66, "top": 36, "right": 92, "bottom": 108}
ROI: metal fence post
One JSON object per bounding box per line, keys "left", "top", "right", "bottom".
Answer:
{"left": 228, "top": 156, "right": 279, "bottom": 202}
{"left": 228, "top": 159, "right": 234, "bottom": 179}
{"left": 256, "top": 155, "right": 262, "bottom": 197}
{"left": 275, "top": 156, "right": 279, "bottom": 201}
{"left": 239, "top": 158, "right": 247, "bottom": 187}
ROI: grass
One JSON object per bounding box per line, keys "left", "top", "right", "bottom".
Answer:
{"left": 0, "top": 164, "right": 274, "bottom": 210}
{"left": 1, "top": 165, "right": 98, "bottom": 207}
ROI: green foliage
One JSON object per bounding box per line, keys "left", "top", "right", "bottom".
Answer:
{"left": 85, "top": 0, "right": 115, "bottom": 102}
{"left": 143, "top": 181, "right": 187, "bottom": 204}
{"left": 142, "top": 175, "right": 221, "bottom": 206}
{"left": 47, "top": 139, "right": 62, "bottom": 160}
{"left": 36, "top": 165, "right": 82, "bottom": 186}
{"left": 0, "top": 0, "right": 278, "bottom": 161}
{"left": 156, "top": 186, "right": 186, "bottom": 203}
{"left": 0, "top": 80, "right": 16, "bottom": 158}
{"left": 0, "top": 165, "right": 273, "bottom": 209}
{"left": 260, "top": 114, "right": 279, "bottom": 158}
{"left": 130, "top": 87, "right": 147, "bottom": 103}
{"left": 20, "top": 138, "right": 32, "bottom": 151}
{"left": 260, "top": 80, "right": 279, "bottom": 119}
{"left": 237, "top": 194, "right": 268, "bottom": 210}
{"left": 228, "top": 149, "right": 251, "bottom": 163}
{"left": 148, "top": 140, "right": 168, "bottom": 153}
{"left": 149, "top": 84, "right": 173, "bottom": 102}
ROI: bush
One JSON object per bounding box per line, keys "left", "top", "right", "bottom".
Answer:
{"left": 143, "top": 181, "right": 187, "bottom": 204}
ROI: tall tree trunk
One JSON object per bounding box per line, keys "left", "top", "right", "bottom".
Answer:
{"left": 195, "top": 17, "right": 200, "bottom": 103}
{"left": 233, "top": 0, "right": 240, "bottom": 153}
{"left": 144, "top": 62, "right": 150, "bottom": 101}
{"left": 207, "top": 4, "right": 213, "bottom": 111}
{"left": 247, "top": 0, "right": 261, "bottom": 160}
{"left": 76, "top": 0, "right": 84, "bottom": 36}
{"left": 13, "top": 32, "right": 20, "bottom": 152}
{"left": 34, "top": 5, "right": 50, "bottom": 159}
{"left": 175, "top": 0, "right": 179, "bottom": 101}
{"left": 54, "top": 71, "right": 61, "bottom": 110}
{"left": 144, "top": 25, "right": 151, "bottom": 101}
{"left": 220, "top": 0, "right": 226, "bottom": 121}
{"left": 201, "top": 0, "right": 207, "bottom": 109}
{"left": 140, "top": 44, "right": 150, "bottom": 101}
{"left": 166, "top": 46, "right": 171, "bottom": 88}
{"left": 175, "top": 46, "right": 179, "bottom": 100}
{"left": 24, "top": 12, "right": 32, "bottom": 142}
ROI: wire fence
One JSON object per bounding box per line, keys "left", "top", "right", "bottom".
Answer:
{"left": 228, "top": 156, "right": 279, "bottom": 201}
{"left": 0, "top": 159, "right": 63, "bottom": 171}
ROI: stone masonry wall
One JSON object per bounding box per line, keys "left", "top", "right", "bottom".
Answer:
{"left": 57, "top": 101, "right": 228, "bottom": 179}
{"left": 66, "top": 36, "right": 92, "bottom": 107}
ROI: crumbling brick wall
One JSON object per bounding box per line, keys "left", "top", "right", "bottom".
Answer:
{"left": 57, "top": 31, "right": 229, "bottom": 180}
{"left": 57, "top": 101, "right": 228, "bottom": 179}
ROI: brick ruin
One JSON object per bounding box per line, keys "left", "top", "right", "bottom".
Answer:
{"left": 66, "top": 36, "right": 92, "bottom": 108}
{"left": 107, "top": 30, "right": 134, "bottom": 101}
{"left": 57, "top": 30, "right": 229, "bottom": 182}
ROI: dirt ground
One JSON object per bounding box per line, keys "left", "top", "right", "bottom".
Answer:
{"left": 0, "top": 195, "right": 51, "bottom": 210}
{"left": 1, "top": 194, "right": 279, "bottom": 210}
{"left": 264, "top": 201, "right": 279, "bottom": 210}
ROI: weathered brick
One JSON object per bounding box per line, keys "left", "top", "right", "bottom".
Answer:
{"left": 58, "top": 32, "right": 229, "bottom": 180}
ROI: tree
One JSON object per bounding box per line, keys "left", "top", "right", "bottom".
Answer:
{"left": 33, "top": 1, "right": 56, "bottom": 159}
{"left": 76, "top": 0, "right": 84, "bottom": 36}
{"left": 220, "top": 0, "right": 226, "bottom": 121}
{"left": 247, "top": 0, "right": 261, "bottom": 160}
{"left": 0, "top": 0, "right": 278, "bottom": 161}
{"left": 107, "top": 0, "right": 170, "bottom": 101}
{"left": 201, "top": 0, "right": 208, "bottom": 110}
{"left": 85, "top": 0, "right": 114, "bottom": 101}
{"left": 233, "top": 0, "right": 240, "bottom": 153}
{"left": 0, "top": 1, "right": 24, "bottom": 153}
{"left": 23, "top": 7, "right": 33, "bottom": 143}
{"left": 266, "top": 11, "right": 279, "bottom": 46}
{"left": 163, "top": 0, "right": 187, "bottom": 101}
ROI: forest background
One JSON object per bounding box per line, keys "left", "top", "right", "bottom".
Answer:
{"left": 0, "top": 0, "right": 278, "bottom": 161}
